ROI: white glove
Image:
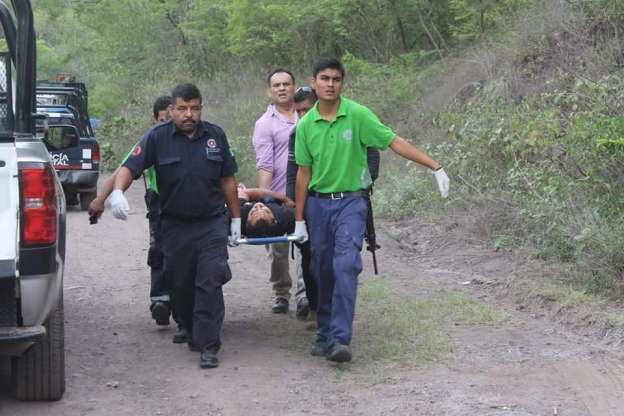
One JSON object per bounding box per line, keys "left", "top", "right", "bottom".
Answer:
{"left": 433, "top": 167, "right": 450, "bottom": 198}
{"left": 106, "top": 189, "right": 129, "bottom": 220}
{"left": 293, "top": 220, "right": 309, "bottom": 243}
{"left": 229, "top": 217, "right": 241, "bottom": 246}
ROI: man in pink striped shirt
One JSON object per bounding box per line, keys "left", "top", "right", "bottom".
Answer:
{"left": 252, "top": 68, "right": 299, "bottom": 313}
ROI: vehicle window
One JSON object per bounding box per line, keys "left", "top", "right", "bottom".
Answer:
{"left": 46, "top": 125, "right": 79, "bottom": 150}
{"left": 37, "top": 94, "right": 68, "bottom": 106}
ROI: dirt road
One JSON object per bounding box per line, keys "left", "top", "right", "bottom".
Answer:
{"left": 1, "top": 182, "right": 623, "bottom": 415}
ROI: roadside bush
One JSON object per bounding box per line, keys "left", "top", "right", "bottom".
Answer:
{"left": 96, "top": 115, "right": 148, "bottom": 171}
{"left": 435, "top": 64, "right": 624, "bottom": 295}
{"left": 228, "top": 135, "right": 257, "bottom": 186}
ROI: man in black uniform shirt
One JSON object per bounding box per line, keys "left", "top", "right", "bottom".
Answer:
{"left": 108, "top": 83, "right": 241, "bottom": 369}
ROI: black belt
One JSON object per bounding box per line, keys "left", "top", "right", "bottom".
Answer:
{"left": 308, "top": 190, "right": 368, "bottom": 200}
{"left": 161, "top": 213, "right": 213, "bottom": 223}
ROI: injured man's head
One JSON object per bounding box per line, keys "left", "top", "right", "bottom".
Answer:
{"left": 245, "top": 202, "right": 294, "bottom": 237}
{"left": 248, "top": 202, "right": 276, "bottom": 227}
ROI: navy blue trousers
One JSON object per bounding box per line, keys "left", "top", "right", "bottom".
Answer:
{"left": 306, "top": 196, "right": 367, "bottom": 347}
{"left": 161, "top": 213, "right": 231, "bottom": 350}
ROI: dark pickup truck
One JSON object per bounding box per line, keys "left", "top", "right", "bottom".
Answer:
{"left": 37, "top": 82, "right": 100, "bottom": 210}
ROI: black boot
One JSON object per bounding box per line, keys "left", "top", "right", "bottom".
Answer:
{"left": 172, "top": 326, "right": 190, "bottom": 344}
{"left": 326, "top": 343, "right": 352, "bottom": 363}
{"left": 150, "top": 301, "right": 171, "bottom": 326}
{"left": 199, "top": 347, "right": 219, "bottom": 369}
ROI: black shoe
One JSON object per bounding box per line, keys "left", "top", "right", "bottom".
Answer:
{"left": 150, "top": 301, "right": 171, "bottom": 326}
{"left": 326, "top": 343, "right": 352, "bottom": 363}
{"left": 310, "top": 340, "right": 329, "bottom": 357}
{"left": 172, "top": 327, "right": 190, "bottom": 344}
{"left": 199, "top": 348, "right": 219, "bottom": 369}
{"left": 272, "top": 298, "right": 289, "bottom": 314}
{"left": 295, "top": 298, "right": 310, "bottom": 320}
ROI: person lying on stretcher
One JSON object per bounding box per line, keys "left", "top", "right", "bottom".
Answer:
{"left": 236, "top": 183, "right": 318, "bottom": 321}
{"left": 237, "top": 183, "right": 296, "bottom": 238}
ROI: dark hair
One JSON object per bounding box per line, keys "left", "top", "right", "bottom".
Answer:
{"left": 245, "top": 203, "right": 295, "bottom": 237}
{"left": 294, "top": 86, "right": 317, "bottom": 104}
{"left": 245, "top": 217, "right": 275, "bottom": 238}
{"left": 152, "top": 95, "right": 172, "bottom": 119}
{"left": 171, "top": 83, "right": 202, "bottom": 104}
{"left": 267, "top": 68, "right": 295, "bottom": 86}
{"left": 312, "top": 58, "right": 346, "bottom": 79}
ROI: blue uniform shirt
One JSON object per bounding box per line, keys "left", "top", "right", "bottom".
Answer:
{"left": 124, "top": 120, "right": 238, "bottom": 220}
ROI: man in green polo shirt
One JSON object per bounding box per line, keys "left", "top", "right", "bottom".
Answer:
{"left": 88, "top": 96, "right": 174, "bottom": 327}
{"left": 293, "top": 58, "right": 450, "bottom": 363}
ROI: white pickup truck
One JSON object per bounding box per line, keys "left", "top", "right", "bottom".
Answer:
{"left": 0, "top": 0, "right": 67, "bottom": 401}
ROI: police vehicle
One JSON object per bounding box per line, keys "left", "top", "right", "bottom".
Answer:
{"left": 36, "top": 81, "right": 100, "bottom": 210}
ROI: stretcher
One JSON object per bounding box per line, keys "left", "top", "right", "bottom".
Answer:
{"left": 235, "top": 235, "right": 301, "bottom": 246}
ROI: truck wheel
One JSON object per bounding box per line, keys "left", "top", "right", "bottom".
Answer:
{"left": 11, "top": 294, "right": 66, "bottom": 401}
{"left": 80, "top": 192, "right": 96, "bottom": 211}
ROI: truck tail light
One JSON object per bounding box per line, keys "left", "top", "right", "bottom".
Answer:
{"left": 19, "top": 163, "right": 57, "bottom": 245}
{"left": 92, "top": 143, "right": 100, "bottom": 164}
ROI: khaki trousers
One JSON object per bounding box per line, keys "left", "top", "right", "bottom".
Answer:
{"left": 266, "top": 242, "right": 292, "bottom": 300}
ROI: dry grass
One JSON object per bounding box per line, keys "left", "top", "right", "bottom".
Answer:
{"left": 350, "top": 278, "right": 504, "bottom": 376}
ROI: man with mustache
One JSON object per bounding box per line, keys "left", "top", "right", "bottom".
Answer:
{"left": 108, "top": 83, "right": 241, "bottom": 369}
{"left": 252, "top": 68, "right": 309, "bottom": 316}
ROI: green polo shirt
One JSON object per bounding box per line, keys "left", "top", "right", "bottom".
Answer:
{"left": 122, "top": 145, "right": 158, "bottom": 194}
{"left": 295, "top": 97, "right": 395, "bottom": 193}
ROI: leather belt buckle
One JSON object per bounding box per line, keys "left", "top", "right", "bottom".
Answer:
{"left": 330, "top": 192, "right": 344, "bottom": 200}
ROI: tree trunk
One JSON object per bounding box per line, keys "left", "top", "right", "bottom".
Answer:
{"left": 417, "top": 7, "right": 443, "bottom": 59}
{"left": 396, "top": 16, "right": 408, "bottom": 52}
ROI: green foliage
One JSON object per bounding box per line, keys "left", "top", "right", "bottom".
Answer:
{"left": 436, "top": 64, "right": 624, "bottom": 294}
{"left": 226, "top": 0, "right": 300, "bottom": 66}
{"left": 36, "top": 39, "right": 67, "bottom": 78}
{"left": 228, "top": 136, "right": 257, "bottom": 186}
{"left": 30, "top": 0, "right": 540, "bottom": 125}
{"left": 593, "top": 116, "right": 624, "bottom": 151}
{"left": 96, "top": 115, "right": 150, "bottom": 171}
{"left": 372, "top": 157, "right": 445, "bottom": 219}
{"left": 341, "top": 52, "right": 439, "bottom": 123}
{"left": 449, "top": 0, "right": 538, "bottom": 40}
{"left": 582, "top": 0, "right": 624, "bottom": 16}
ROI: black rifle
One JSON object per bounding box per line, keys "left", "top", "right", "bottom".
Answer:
{"left": 364, "top": 189, "right": 380, "bottom": 275}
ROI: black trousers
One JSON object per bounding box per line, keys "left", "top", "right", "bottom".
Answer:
{"left": 296, "top": 241, "right": 317, "bottom": 311}
{"left": 161, "top": 213, "right": 231, "bottom": 351}
{"left": 145, "top": 190, "right": 169, "bottom": 303}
